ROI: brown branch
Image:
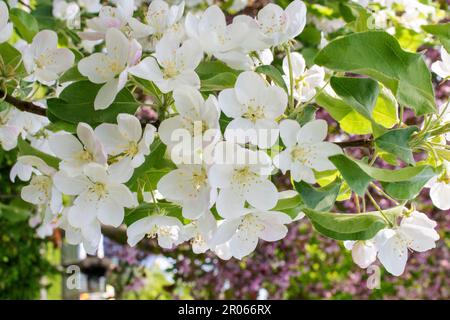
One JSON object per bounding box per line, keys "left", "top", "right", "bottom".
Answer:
{"left": 0, "top": 90, "right": 47, "bottom": 117}
{"left": 336, "top": 138, "right": 373, "bottom": 149}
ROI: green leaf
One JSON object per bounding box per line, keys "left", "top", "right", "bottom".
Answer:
{"left": 0, "top": 202, "right": 31, "bottom": 223}
{"left": 316, "top": 92, "right": 372, "bottom": 135}
{"left": 315, "top": 31, "right": 436, "bottom": 115}
{"left": 200, "top": 72, "right": 237, "bottom": 92}
{"left": 304, "top": 206, "right": 403, "bottom": 241}
{"left": 381, "top": 166, "right": 435, "bottom": 200}
{"left": 32, "top": 3, "right": 57, "bottom": 29}
{"left": 375, "top": 126, "right": 418, "bottom": 164}
{"left": 422, "top": 23, "right": 450, "bottom": 52}
{"left": 17, "top": 138, "right": 60, "bottom": 169}
{"left": 0, "top": 42, "right": 26, "bottom": 77}
{"left": 330, "top": 76, "right": 379, "bottom": 120}
{"left": 47, "top": 81, "right": 140, "bottom": 126}
{"left": 59, "top": 66, "right": 86, "bottom": 83}
{"left": 294, "top": 179, "right": 341, "bottom": 211}
{"left": 350, "top": 159, "right": 435, "bottom": 183}
{"left": 124, "top": 202, "right": 183, "bottom": 226}
{"left": 372, "top": 86, "right": 398, "bottom": 129}
{"left": 272, "top": 193, "right": 303, "bottom": 219}
{"left": 329, "top": 154, "right": 373, "bottom": 196}
{"left": 297, "top": 25, "right": 321, "bottom": 46}
{"left": 330, "top": 154, "right": 436, "bottom": 200}
{"left": 295, "top": 105, "right": 317, "bottom": 126}
{"left": 9, "top": 8, "right": 40, "bottom": 43}
{"left": 255, "top": 65, "right": 288, "bottom": 93}
{"left": 195, "top": 60, "right": 240, "bottom": 80}
{"left": 126, "top": 139, "right": 175, "bottom": 190}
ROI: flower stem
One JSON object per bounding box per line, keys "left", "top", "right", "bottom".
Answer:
{"left": 366, "top": 192, "right": 394, "bottom": 228}
{"left": 285, "top": 45, "right": 295, "bottom": 112}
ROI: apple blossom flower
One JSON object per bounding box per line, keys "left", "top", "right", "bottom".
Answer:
{"left": 52, "top": 0, "right": 80, "bottom": 22}
{"left": 229, "top": 0, "right": 249, "bottom": 13}
{"left": 157, "top": 164, "right": 217, "bottom": 219}
{"left": 127, "top": 215, "right": 184, "bottom": 248}
{"left": 0, "top": 1, "right": 13, "bottom": 43}
{"left": 0, "top": 109, "right": 21, "bottom": 151}
{"left": 210, "top": 208, "right": 291, "bottom": 259}
{"left": 218, "top": 71, "right": 287, "bottom": 149}
{"left": 0, "top": 107, "right": 50, "bottom": 151}
{"left": 95, "top": 113, "right": 156, "bottom": 168}
{"left": 282, "top": 52, "right": 325, "bottom": 102}
{"left": 375, "top": 210, "right": 440, "bottom": 276}
{"left": 53, "top": 162, "right": 137, "bottom": 229}
{"left": 183, "top": 211, "right": 217, "bottom": 254}
{"left": 158, "top": 86, "right": 220, "bottom": 162}
{"left": 18, "top": 156, "right": 62, "bottom": 215}
{"left": 59, "top": 208, "right": 102, "bottom": 254}
{"left": 78, "top": 28, "right": 142, "bottom": 109}
{"left": 426, "top": 161, "right": 450, "bottom": 210}
{"left": 185, "top": 5, "right": 252, "bottom": 70}
{"left": 237, "top": 0, "right": 307, "bottom": 48}
{"left": 49, "top": 122, "right": 107, "bottom": 176}
{"left": 79, "top": 0, "right": 135, "bottom": 40}
{"left": 129, "top": 35, "right": 202, "bottom": 93}
{"left": 129, "top": 0, "right": 185, "bottom": 49}
{"left": 431, "top": 47, "right": 450, "bottom": 80}
{"left": 343, "top": 240, "right": 378, "bottom": 269}
{"left": 274, "top": 119, "right": 342, "bottom": 183}
{"left": 208, "top": 141, "right": 278, "bottom": 218}
{"left": 22, "top": 30, "right": 75, "bottom": 85}
{"left": 78, "top": 0, "right": 101, "bottom": 13}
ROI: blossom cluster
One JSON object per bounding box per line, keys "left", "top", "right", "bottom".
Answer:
{"left": 0, "top": 0, "right": 448, "bottom": 278}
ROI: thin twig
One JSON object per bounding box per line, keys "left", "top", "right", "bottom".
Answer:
{"left": 0, "top": 90, "right": 47, "bottom": 116}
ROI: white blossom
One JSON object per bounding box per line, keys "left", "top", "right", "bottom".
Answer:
{"left": 183, "top": 211, "right": 217, "bottom": 254}
{"left": 431, "top": 47, "right": 450, "bottom": 80}
{"left": 157, "top": 164, "right": 217, "bottom": 219}
{"left": 49, "top": 122, "right": 107, "bottom": 177}
{"left": 18, "top": 156, "right": 62, "bottom": 215}
{"left": 274, "top": 119, "right": 342, "bottom": 183}
{"left": 0, "top": 1, "right": 13, "bottom": 43}
{"left": 185, "top": 5, "right": 252, "bottom": 70}
{"left": 426, "top": 161, "right": 450, "bottom": 210}
{"left": 78, "top": 28, "right": 142, "bottom": 109}
{"left": 282, "top": 52, "right": 325, "bottom": 102}
{"left": 158, "top": 86, "right": 220, "bottom": 162}
{"left": 218, "top": 71, "right": 287, "bottom": 149}
{"left": 344, "top": 240, "right": 378, "bottom": 269}
{"left": 375, "top": 211, "right": 439, "bottom": 276}
{"left": 95, "top": 113, "right": 156, "bottom": 168}
{"left": 211, "top": 208, "right": 291, "bottom": 259}
{"left": 208, "top": 141, "right": 278, "bottom": 218}
{"left": 130, "top": 0, "right": 185, "bottom": 49}
{"left": 129, "top": 35, "right": 202, "bottom": 93}
{"left": 22, "top": 30, "right": 75, "bottom": 85}
{"left": 54, "top": 162, "right": 137, "bottom": 229}
{"left": 127, "top": 215, "right": 184, "bottom": 248}
{"left": 79, "top": 0, "right": 135, "bottom": 40}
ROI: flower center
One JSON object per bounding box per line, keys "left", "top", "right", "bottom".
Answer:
{"left": 127, "top": 141, "right": 139, "bottom": 157}
{"left": 78, "top": 150, "right": 94, "bottom": 162}
{"left": 243, "top": 105, "right": 265, "bottom": 123}
{"left": 162, "top": 61, "right": 179, "bottom": 79}
{"left": 238, "top": 214, "right": 265, "bottom": 235}
{"left": 291, "top": 146, "right": 306, "bottom": 160}
{"left": 90, "top": 182, "right": 107, "bottom": 199}
{"left": 35, "top": 53, "right": 54, "bottom": 69}
{"left": 109, "top": 59, "right": 124, "bottom": 74}
{"left": 192, "top": 169, "right": 208, "bottom": 191}
{"left": 232, "top": 166, "right": 257, "bottom": 186}
{"left": 31, "top": 176, "right": 52, "bottom": 202}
